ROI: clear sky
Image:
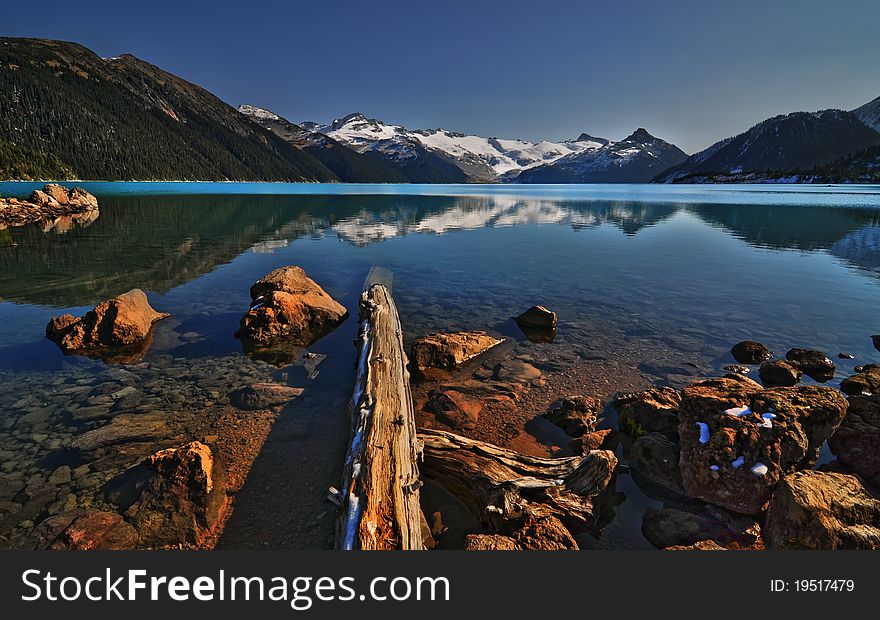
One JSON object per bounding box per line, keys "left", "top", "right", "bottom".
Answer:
{"left": 3, "top": 0, "right": 879, "bottom": 153}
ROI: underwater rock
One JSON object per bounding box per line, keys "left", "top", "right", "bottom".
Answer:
{"left": 642, "top": 507, "right": 760, "bottom": 550}
{"left": 628, "top": 432, "right": 683, "bottom": 494}
{"left": 71, "top": 412, "right": 169, "bottom": 452}
{"left": 758, "top": 359, "right": 802, "bottom": 387}
{"left": 544, "top": 396, "right": 601, "bottom": 437}
{"left": 236, "top": 266, "right": 348, "bottom": 347}
{"left": 45, "top": 289, "right": 169, "bottom": 361}
{"left": 828, "top": 394, "right": 880, "bottom": 486}
{"left": 424, "top": 388, "right": 481, "bottom": 431}
{"left": 785, "top": 348, "right": 835, "bottom": 382}
{"left": 730, "top": 340, "right": 772, "bottom": 364}
{"left": 764, "top": 471, "right": 880, "bottom": 549}
{"left": 614, "top": 387, "right": 681, "bottom": 438}
{"left": 568, "top": 429, "right": 612, "bottom": 454}
{"left": 677, "top": 377, "right": 847, "bottom": 514}
{"left": 229, "top": 382, "right": 303, "bottom": 410}
{"left": 411, "top": 331, "right": 503, "bottom": 371}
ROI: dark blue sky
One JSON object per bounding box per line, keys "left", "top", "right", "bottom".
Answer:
{"left": 4, "top": 0, "right": 879, "bottom": 152}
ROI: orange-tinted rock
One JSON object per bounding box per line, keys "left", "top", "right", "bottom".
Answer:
{"left": 45, "top": 288, "right": 169, "bottom": 359}
{"left": 113, "top": 442, "right": 227, "bottom": 548}
{"left": 512, "top": 515, "right": 579, "bottom": 550}
{"left": 237, "top": 266, "right": 347, "bottom": 346}
{"left": 764, "top": 471, "right": 880, "bottom": 549}
{"left": 425, "top": 388, "right": 481, "bottom": 431}
{"left": 678, "top": 378, "right": 848, "bottom": 514}
{"left": 411, "top": 331, "right": 503, "bottom": 370}
{"left": 464, "top": 534, "right": 521, "bottom": 550}
{"left": 568, "top": 429, "right": 612, "bottom": 453}
{"left": 840, "top": 365, "right": 880, "bottom": 396}
{"left": 0, "top": 184, "right": 98, "bottom": 228}
{"left": 50, "top": 511, "right": 138, "bottom": 550}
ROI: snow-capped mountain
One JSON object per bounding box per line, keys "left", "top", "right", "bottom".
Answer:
{"left": 854, "top": 95, "right": 880, "bottom": 132}
{"left": 515, "top": 128, "right": 688, "bottom": 183}
{"left": 657, "top": 109, "right": 880, "bottom": 183}
{"left": 301, "top": 112, "right": 608, "bottom": 182}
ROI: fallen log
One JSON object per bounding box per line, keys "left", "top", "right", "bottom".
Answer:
{"left": 418, "top": 428, "right": 617, "bottom": 537}
{"left": 335, "top": 281, "right": 424, "bottom": 549}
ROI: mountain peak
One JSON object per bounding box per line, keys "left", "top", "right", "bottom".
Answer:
{"left": 574, "top": 132, "right": 610, "bottom": 145}
{"left": 624, "top": 128, "right": 656, "bottom": 143}
{"left": 238, "top": 104, "right": 281, "bottom": 122}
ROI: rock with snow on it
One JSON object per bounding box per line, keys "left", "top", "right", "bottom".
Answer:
{"left": 758, "top": 359, "right": 802, "bottom": 387}
{"left": 237, "top": 266, "right": 348, "bottom": 347}
{"left": 764, "top": 471, "right": 880, "bottom": 550}
{"left": 544, "top": 396, "right": 602, "bottom": 437}
{"left": 840, "top": 365, "right": 880, "bottom": 396}
{"left": 677, "top": 377, "right": 848, "bottom": 514}
{"left": 410, "top": 331, "right": 503, "bottom": 370}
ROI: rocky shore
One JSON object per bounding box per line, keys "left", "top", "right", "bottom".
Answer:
{"left": 1, "top": 256, "right": 879, "bottom": 551}
{"left": 0, "top": 184, "right": 98, "bottom": 229}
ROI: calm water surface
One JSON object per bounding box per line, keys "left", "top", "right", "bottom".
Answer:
{"left": 1, "top": 182, "right": 879, "bottom": 549}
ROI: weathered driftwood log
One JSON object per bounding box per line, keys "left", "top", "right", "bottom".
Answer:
{"left": 418, "top": 429, "right": 617, "bottom": 536}
{"left": 335, "top": 281, "right": 424, "bottom": 549}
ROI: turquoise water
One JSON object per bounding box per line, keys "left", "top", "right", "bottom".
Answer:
{"left": 1, "top": 182, "right": 879, "bottom": 549}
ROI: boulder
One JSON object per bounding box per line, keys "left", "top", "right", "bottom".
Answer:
{"left": 614, "top": 387, "right": 682, "bottom": 438}
{"left": 628, "top": 432, "right": 683, "bottom": 494}
{"left": 111, "top": 442, "right": 227, "bottom": 547}
{"left": 764, "top": 471, "right": 880, "bottom": 549}
{"left": 514, "top": 306, "right": 556, "bottom": 342}
{"left": 568, "top": 429, "right": 612, "bottom": 454}
{"left": 237, "top": 266, "right": 348, "bottom": 347}
{"left": 544, "top": 396, "right": 602, "bottom": 437}
{"left": 49, "top": 511, "right": 138, "bottom": 550}
{"left": 840, "top": 365, "right": 880, "bottom": 396}
{"left": 45, "top": 289, "right": 169, "bottom": 359}
{"left": 229, "top": 382, "right": 304, "bottom": 410}
{"left": 785, "top": 348, "right": 835, "bottom": 382}
{"left": 828, "top": 395, "right": 880, "bottom": 486}
{"left": 424, "top": 388, "right": 481, "bottom": 431}
{"left": 0, "top": 185, "right": 98, "bottom": 228}
{"left": 411, "top": 331, "right": 503, "bottom": 370}
{"left": 730, "top": 340, "right": 773, "bottom": 364}
{"left": 511, "top": 515, "right": 579, "bottom": 550}
{"left": 677, "top": 377, "right": 848, "bottom": 514}
{"left": 464, "top": 534, "right": 521, "bottom": 550}
{"left": 758, "top": 359, "right": 801, "bottom": 387}
{"left": 642, "top": 506, "right": 761, "bottom": 550}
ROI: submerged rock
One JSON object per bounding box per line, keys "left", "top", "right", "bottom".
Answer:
{"left": 71, "top": 412, "right": 169, "bottom": 452}
{"left": 764, "top": 471, "right": 880, "bottom": 549}
{"left": 229, "top": 382, "right": 304, "bottom": 410}
{"left": 785, "top": 348, "right": 835, "bottom": 382}
{"left": 568, "top": 429, "right": 612, "bottom": 454}
{"left": 641, "top": 507, "right": 760, "bottom": 550}
{"left": 514, "top": 306, "right": 557, "bottom": 343}
{"left": 544, "top": 396, "right": 601, "bottom": 437}
{"left": 840, "top": 365, "right": 880, "bottom": 396}
{"left": 677, "top": 377, "right": 848, "bottom": 514}
{"left": 237, "top": 266, "right": 348, "bottom": 347}
{"left": 45, "top": 289, "right": 169, "bottom": 361}
{"left": 828, "top": 395, "right": 880, "bottom": 486}
{"left": 424, "top": 388, "right": 481, "bottom": 431}
{"left": 628, "top": 432, "right": 682, "bottom": 494}
{"left": 730, "top": 340, "right": 773, "bottom": 364}
{"left": 411, "top": 331, "right": 503, "bottom": 371}
{"left": 109, "top": 442, "right": 227, "bottom": 548}
{"left": 873, "top": 335, "right": 880, "bottom": 352}
{"left": 614, "top": 387, "right": 681, "bottom": 438}
{"left": 758, "top": 359, "right": 802, "bottom": 387}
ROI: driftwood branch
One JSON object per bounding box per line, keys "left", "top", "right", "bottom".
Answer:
{"left": 418, "top": 429, "right": 617, "bottom": 536}
{"left": 336, "top": 282, "right": 424, "bottom": 550}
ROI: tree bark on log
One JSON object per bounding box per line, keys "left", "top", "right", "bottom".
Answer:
{"left": 336, "top": 283, "right": 424, "bottom": 550}
{"left": 418, "top": 429, "right": 617, "bottom": 537}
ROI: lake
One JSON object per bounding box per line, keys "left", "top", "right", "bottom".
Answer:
{"left": 1, "top": 182, "right": 879, "bottom": 549}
